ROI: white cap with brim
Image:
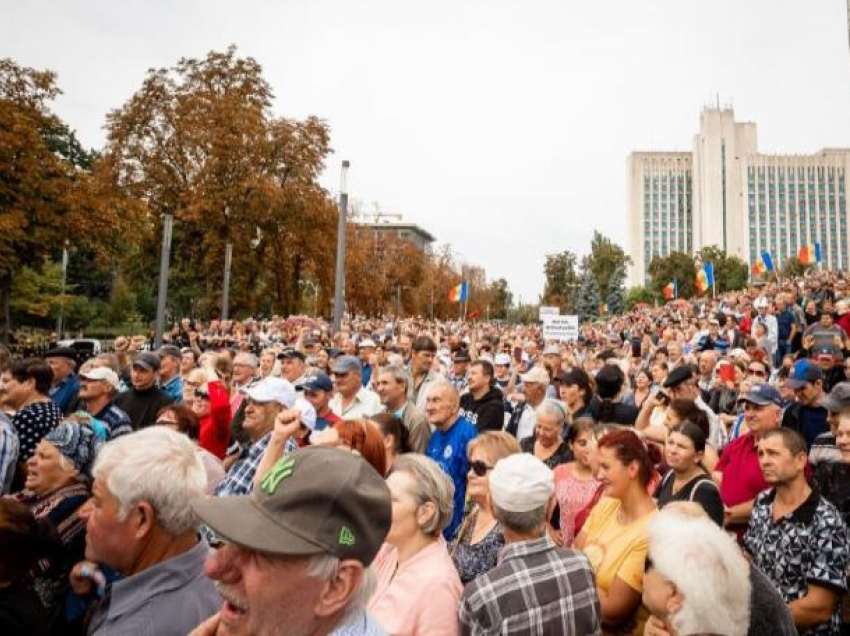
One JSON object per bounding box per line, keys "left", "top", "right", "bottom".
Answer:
{"left": 490, "top": 454, "right": 554, "bottom": 512}
{"left": 80, "top": 367, "right": 120, "bottom": 390}
{"left": 520, "top": 366, "right": 550, "bottom": 385}
{"left": 241, "top": 377, "right": 297, "bottom": 408}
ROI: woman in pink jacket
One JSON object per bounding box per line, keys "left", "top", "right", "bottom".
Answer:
{"left": 369, "top": 454, "right": 463, "bottom": 635}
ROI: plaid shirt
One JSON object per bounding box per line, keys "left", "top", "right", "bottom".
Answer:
{"left": 459, "top": 535, "right": 602, "bottom": 636}
{"left": 214, "top": 433, "right": 298, "bottom": 498}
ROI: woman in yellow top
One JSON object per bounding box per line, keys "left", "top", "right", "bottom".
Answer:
{"left": 574, "top": 428, "right": 657, "bottom": 636}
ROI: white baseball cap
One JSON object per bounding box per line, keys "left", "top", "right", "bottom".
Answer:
{"left": 295, "top": 397, "right": 317, "bottom": 431}
{"left": 490, "top": 454, "right": 554, "bottom": 512}
{"left": 520, "top": 366, "right": 550, "bottom": 385}
{"left": 241, "top": 377, "right": 296, "bottom": 408}
{"left": 80, "top": 367, "right": 120, "bottom": 390}
{"left": 494, "top": 353, "right": 512, "bottom": 366}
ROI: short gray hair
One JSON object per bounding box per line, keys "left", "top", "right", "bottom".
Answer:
{"left": 307, "top": 556, "right": 376, "bottom": 623}
{"left": 379, "top": 364, "right": 410, "bottom": 391}
{"left": 535, "top": 399, "right": 568, "bottom": 428}
{"left": 92, "top": 426, "right": 207, "bottom": 535}
{"left": 493, "top": 503, "right": 547, "bottom": 534}
{"left": 391, "top": 454, "right": 455, "bottom": 536}
{"left": 234, "top": 352, "right": 259, "bottom": 368}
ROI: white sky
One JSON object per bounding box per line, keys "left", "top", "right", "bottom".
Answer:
{"left": 4, "top": 0, "right": 850, "bottom": 302}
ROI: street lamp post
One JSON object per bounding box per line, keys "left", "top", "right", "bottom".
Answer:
{"left": 55, "top": 241, "right": 69, "bottom": 338}
{"left": 154, "top": 213, "right": 174, "bottom": 348}
{"left": 332, "top": 161, "right": 350, "bottom": 334}
{"left": 222, "top": 206, "right": 232, "bottom": 320}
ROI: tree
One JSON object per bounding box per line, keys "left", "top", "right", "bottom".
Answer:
{"left": 782, "top": 256, "right": 808, "bottom": 279}
{"left": 574, "top": 260, "right": 601, "bottom": 323}
{"left": 586, "top": 231, "right": 632, "bottom": 300}
{"left": 542, "top": 250, "right": 579, "bottom": 312}
{"left": 488, "top": 278, "right": 512, "bottom": 320}
{"left": 625, "top": 286, "right": 656, "bottom": 309}
{"left": 648, "top": 252, "right": 697, "bottom": 299}
{"left": 0, "top": 58, "right": 124, "bottom": 340}
{"left": 694, "top": 246, "right": 749, "bottom": 294}
{"left": 605, "top": 264, "right": 626, "bottom": 315}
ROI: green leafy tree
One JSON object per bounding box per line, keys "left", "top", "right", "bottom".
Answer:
{"left": 625, "top": 286, "right": 656, "bottom": 309}
{"left": 586, "top": 231, "right": 632, "bottom": 299}
{"left": 605, "top": 264, "right": 626, "bottom": 315}
{"left": 694, "top": 246, "right": 749, "bottom": 293}
{"left": 782, "top": 256, "right": 808, "bottom": 278}
{"left": 574, "top": 260, "right": 601, "bottom": 323}
{"left": 488, "top": 278, "right": 512, "bottom": 320}
{"left": 542, "top": 250, "right": 579, "bottom": 312}
{"left": 648, "top": 252, "right": 697, "bottom": 299}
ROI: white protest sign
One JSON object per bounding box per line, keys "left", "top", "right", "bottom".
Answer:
{"left": 543, "top": 315, "right": 579, "bottom": 342}
{"left": 539, "top": 306, "right": 560, "bottom": 321}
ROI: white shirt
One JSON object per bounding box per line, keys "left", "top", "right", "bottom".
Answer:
{"left": 515, "top": 405, "right": 537, "bottom": 441}
{"left": 330, "top": 387, "right": 383, "bottom": 419}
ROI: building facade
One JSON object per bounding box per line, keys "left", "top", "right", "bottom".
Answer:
{"left": 356, "top": 222, "right": 436, "bottom": 253}
{"left": 627, "top": 108, "right": 850, "bottom": 286}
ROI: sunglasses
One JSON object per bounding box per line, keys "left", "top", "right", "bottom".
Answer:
{"left": 194, "top": 389, "right": 210, "bottom": 400}
{"left": 469, "top": 460, "right": 493, "bottom": 477}
{"left": 747, "top": 369, "right": 766, "bottom": 378}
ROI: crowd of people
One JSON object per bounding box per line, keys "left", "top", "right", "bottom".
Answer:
{"left": 2, "top": 268, "right": 850, "bottom": 635}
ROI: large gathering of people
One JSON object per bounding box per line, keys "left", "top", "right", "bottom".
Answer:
{"left": 2, "top": 268, "right": 850, "bottom": 634}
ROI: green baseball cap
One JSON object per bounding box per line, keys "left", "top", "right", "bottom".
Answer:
{"left": 192, "top": 446, "right": 391, "bottom": 565}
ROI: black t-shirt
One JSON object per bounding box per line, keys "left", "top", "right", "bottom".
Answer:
{"left": 655, "top": 470, "right": 724, "bottom": 526}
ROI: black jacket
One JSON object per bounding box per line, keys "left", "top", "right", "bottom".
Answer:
{"left": 459, "top": 387, "right": 506, "bottom": 432}
{"left": 113, "top": 385, "right": 174, "bottom": 430}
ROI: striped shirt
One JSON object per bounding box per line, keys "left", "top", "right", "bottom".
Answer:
{"left": 459, "top": 535, "right": 602, "bottom": 636}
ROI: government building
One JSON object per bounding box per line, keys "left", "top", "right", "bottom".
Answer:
{"left": 627, "top": 107, "right": 850, "bottom": 286}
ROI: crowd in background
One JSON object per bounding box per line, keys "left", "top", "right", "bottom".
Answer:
{"left": 1, "top": 268, "right": 850, "bottom": 634}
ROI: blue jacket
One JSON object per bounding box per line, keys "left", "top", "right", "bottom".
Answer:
{"left": 426, "top": 415, "right": 478, "bottom": 540}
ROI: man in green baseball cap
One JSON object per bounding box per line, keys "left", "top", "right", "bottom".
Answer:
{"left": 190, "top": 446, "right": 391, "bottom": 636}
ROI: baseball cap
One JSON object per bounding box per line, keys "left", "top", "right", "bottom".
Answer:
{"left": 294, "top": 397, "right": 317, "bottom": 431}
{"left": 785, "top": 359, "right": 824, "bottom": 389}
{"left": 452, "top": 350, "right": 471, "bottom": 363}
{"left": 132, "top": 352, "right": 161, "bottom": 372}
{"left": 820, "top": 382, "right": 850, "bottom": 413}
{"left": 156, "top": 345, "right": 182, "bottom": 360}
{"left": 490, "top": 454, "right": 554, "bottom": 512}
{"left": 494, "top": 353, "right": 511, "bottom": 366}
{"left": 303, "top": 372, "right": 334, "bottom": 393}
{"left": 542, "top": 345, "right": 560, "bottom": 356}
{"left": 278, "top": 348, "right": 306, "bottom": 362}
{"left": 241, "top": 377, "right": 297, "bottom": 408}
{"left": 79, "top": 367, "right": 120, "bottom": 390}
{"left": 192, "top": 446, "right": 391, "bottom": 564}
{"left": 358, "top": 339, "right": 377, "bottom": 349}
{"left": 663, "top": 365, "right": 694, "bottom": 389}
{"left": 737, "top": 383, "right": 782, "bottom": 407}
{"left": 332, "top": 356, "right": 362, "bottom": 375}
{"left": 520, "top": 366, "right": 550, "bottom": 385}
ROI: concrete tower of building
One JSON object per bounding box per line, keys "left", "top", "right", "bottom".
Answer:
{"left": 627, "top": 107, "right": 850, "bottom": 286}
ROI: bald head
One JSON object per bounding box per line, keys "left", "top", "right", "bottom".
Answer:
{"left": 424, "top": 381, "right": 460, "bottom": 431}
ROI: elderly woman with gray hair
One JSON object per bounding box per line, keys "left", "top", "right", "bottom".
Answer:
{"left": 519, "top": 399, "right": 573, "bottom": 469}
{"left": 369, "top": 454, "right": 463, "bottom": 635}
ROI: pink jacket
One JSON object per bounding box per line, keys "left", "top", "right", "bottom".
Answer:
{"left": 369, "top": 538, "right": 462, "bottom": 636}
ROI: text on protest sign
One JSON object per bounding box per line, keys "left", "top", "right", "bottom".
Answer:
{"left": 543, "top": 315, "right": 579, "bottom": 342}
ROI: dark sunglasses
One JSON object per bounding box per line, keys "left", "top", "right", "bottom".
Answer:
{"left": 747, "top": 368, "right": 766, "bottom": 377}
{"left": 469, "top": 460, "right": 493, "bottom": 477}
{"left": 194, "top": 389, "right": 210, "bottom": 400}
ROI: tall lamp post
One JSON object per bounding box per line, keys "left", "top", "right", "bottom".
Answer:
{"left": 221, "top": 205, "right": 232, "bottom": 321}
{"left": 55, "top": 240, "right": 69, "bottom": 338}
{"left": 153, "top": 213, "right": 174, "bottom": 348}
{"left": 332, "top": 160, "right": 350, "bottom": 334}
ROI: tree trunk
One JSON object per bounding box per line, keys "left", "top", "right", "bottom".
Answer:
{"left": 0, "top": 274, "right": 10, "bottom": 344}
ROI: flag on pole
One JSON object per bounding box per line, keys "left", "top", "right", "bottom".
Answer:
{"left": 696, "top": 262, "right": 714, "bottom": 295}
{"left": 448, "top": 281, "right": 468, "bottom": 302}
{"left": 799, "top": 243, "right": 822, "bottom": 265}
{"left": 752, "top": 251, "right": 774, "bottom": 276}
{"left": 662, "top": 278, "right": 677, "bottom": 300}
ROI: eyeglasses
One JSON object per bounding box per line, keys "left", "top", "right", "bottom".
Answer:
{"left": 194, "top": 389, "right": 210, "bottom": 400}
{"left": 469, "top": 460, "right": 493, "bottom": 477}
{"left": 747, "top": 368, "right": 767, "bottom": 378}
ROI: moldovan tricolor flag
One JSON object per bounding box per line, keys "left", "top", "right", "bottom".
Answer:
{"left": 752, "top": 251, "right": 774, "bottom": 276}
{"left": 695, "top": 263, "right": 714, "bottom": 295}
{"left": 798, "top": 243, "right": 822, "bottom": 266}
{"left": 662, "top": 279, "right": 677, "bottom": 300}
{"left": 448, "top": 281, "right": 468, "bottom": 302}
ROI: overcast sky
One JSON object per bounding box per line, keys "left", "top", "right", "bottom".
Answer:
{"left": 4, "top": 1, "right": 850, "bottom": 303}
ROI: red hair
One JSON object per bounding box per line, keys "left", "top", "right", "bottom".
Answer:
{"left": 334, "top": 419, "right": 388, "bottom": 476}
{"left": 598, "top": 429, "right": 654, "bottom": 487}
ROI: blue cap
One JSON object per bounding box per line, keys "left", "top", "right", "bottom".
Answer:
{"left": 737, "top": 383, "right": 783, "bottom": 407}
{"left": 303, "top": 372, "right": 333, "bottom": 393}
{"left": 786, "top": 359, "right": 824, "bottom": 389}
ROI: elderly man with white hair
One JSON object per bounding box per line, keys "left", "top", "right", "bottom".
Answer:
{"left": 459, "top": 452, "right": 601, "bottom": 635}
{"left": 72, "top": 426, "right": 219, "bottom": 635}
